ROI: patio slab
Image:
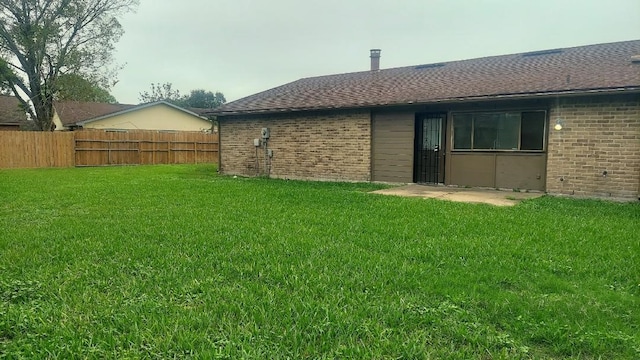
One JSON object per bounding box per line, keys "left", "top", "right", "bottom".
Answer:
{"left": 372, "top": 184, "right": 544, "bottom": 206}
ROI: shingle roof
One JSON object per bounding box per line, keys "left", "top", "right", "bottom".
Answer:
{"left": 0, "top": 95, "right": 26, "bottom": 125}
{"left": 2, "top": 98, "right": 211, "bottom": 128}
{"left": 56, "top": 101, "right": 210, "bottom": 126}
{"left": 74, "top": 101, "right": 208, "bottom": 126}
{"left": 188, "top": 107, "right": 211, "bottom": 117}
{"left": 210, "top": 40, "right": 640, "bottom": 116}
{"left": 55, "top": 101, "right": 135, "bottom": 126}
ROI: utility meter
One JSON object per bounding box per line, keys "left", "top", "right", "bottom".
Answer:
{"left": 261, "top": 127, "right": 270, "bottom": 139}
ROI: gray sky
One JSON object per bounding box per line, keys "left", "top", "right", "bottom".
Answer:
{"left": 111, "top": 0, "right": 640, "bottom": 105}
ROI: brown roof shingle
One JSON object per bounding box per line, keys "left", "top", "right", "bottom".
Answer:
{"left": 210, "top": 40, "right": 640, "bottom": 116}
{"left": 55, "top": 101, "right": 135, "bottom": 126}
{"left": 0, "top": 95, "right": 26, "bottom": 125}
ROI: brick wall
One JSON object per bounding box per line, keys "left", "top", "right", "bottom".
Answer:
{"left": 220, "top": 110, "right": 371, "bottom": 181}
{"left": 546, "top": 94, "right": 640, "bottom": 199}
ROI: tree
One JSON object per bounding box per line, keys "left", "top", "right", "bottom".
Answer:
{"left": 138, "top": 82, "right": 182, "bottom": 104}
{"left": 182, "top": 89, "right": 225, "bottom": 109}
{"left": 0, "top": 0, "right": 138, "bottom": 130}
{"left": 0, "top": 81, "right": 10, "bottom": 95}
{"left": 56, "top": 73, "right": 116, "bottom": 103}
{"left": 139, "top": 83, "right": 226, "bottom": 109}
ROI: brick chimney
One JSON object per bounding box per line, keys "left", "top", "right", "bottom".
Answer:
{"left": 370, "top": 49, "right": 381, "bottom": 71}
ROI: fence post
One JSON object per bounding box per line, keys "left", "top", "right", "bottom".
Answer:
{"left": 72, "top": 132, "right": 77, "bottom": 167}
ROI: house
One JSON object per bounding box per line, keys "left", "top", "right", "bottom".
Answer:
{"left": 54, "top": 101, "right": 213, "bottom": 132}
{"left": 0, "top": 95, "right": 26, "bottom": 130}
{"left": 209, "top": 40, "right": 640, "bottom": 199}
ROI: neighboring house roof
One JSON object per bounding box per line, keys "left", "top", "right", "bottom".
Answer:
{"left": 188, "top": 107, "right": 213, "bottom": 117}
{"left": 0, "top": 95, "right": 26, "bottom": 126}
{"left": 55, "top": 100, "right": 209, "bottom": 127}
{"left": 210, "top": 40, "right": 640, "bottom": 116}
{"left": 75, "top": 101, "right": 208, "bottom": 126}
{"left": 55, "top": 101, "right": 135, "bottom": 126}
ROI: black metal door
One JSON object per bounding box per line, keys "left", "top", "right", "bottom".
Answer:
{"left": 414, "top": 113, "right": 446, "bottom": 183}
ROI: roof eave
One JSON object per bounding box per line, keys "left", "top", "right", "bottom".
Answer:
{"left": 76, "top": 101, "right": 209, "bottom": 126}
{"left": 211, "top": 87, "right": 640, "bottom": 117}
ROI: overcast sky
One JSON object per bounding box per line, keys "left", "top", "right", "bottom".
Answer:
{"left": 110, "top": 0, "right": 640, "bottom": 105}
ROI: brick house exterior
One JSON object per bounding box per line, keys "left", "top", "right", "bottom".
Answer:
{"left": 210, "top": 40, "right": 640, "bottom": 200}
{"left": 221, "top": 110, "right": 371, "bottom": 181}
{"left": 547, "top": 95, "right": 639, "bottom": 198}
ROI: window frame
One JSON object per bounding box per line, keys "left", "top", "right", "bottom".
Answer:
{"left": 451, "top": 110, "right": 547, "bottom": 152}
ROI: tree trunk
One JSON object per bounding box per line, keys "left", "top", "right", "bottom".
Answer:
{"left": 29, "top": 75, "right": 55, "bottom": 131}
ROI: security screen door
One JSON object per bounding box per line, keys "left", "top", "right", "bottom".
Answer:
{"left": 414, "top": 113, "right": 446, "bottom": 184}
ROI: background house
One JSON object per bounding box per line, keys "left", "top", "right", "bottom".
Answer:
{"left": 0, "top": 95, "right": 26, "bottom": 131}
{"left": 55, "top": 101, "right": 213, "bottom": 132}
{"left": 210, "top": 40, "right": 640, "bottom": 200}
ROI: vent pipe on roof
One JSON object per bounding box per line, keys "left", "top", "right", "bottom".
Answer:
{"left": 370, "top": 49, "right": 381, "bottom": 71}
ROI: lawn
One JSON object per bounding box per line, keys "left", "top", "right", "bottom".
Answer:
{"left": 1, "top": 165, "right": 638, "bottom": 359}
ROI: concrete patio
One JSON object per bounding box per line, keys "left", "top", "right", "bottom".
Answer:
{"left": 372, "top": 184, "right": 544, "bottom": 206}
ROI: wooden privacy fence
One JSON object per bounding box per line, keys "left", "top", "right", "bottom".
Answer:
{"left": 74, "top": 130, "right": 218, "bottom": 166}
{"left": 0, "top": 130, "right": 218, "bottom": 169}
{"left": 0, "top": 131, "right": 75, "bottom": 168}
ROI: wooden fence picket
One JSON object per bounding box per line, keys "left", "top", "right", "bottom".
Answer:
{"left": 0, "top": 130, "right": 218, "bottom": 169}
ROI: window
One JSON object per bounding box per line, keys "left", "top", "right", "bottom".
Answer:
{"left": 452, "top": 111, "right": 546, "bottom": 151}
{"left": 520, "top": 112, "right": 546, "bottom": 150}
{"left": 453, "top": 114, "right": 472, "bottom": 149}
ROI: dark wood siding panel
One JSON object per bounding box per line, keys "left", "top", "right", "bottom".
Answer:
{"left": 495, "top": 154, "right": 546, "bottom": 191}
{"left": 449, "top": 154, "right": 496, "bottom": 187}
{"left": 449, "top": 153, "right": 547, "bottom": 190}
{"left": 372, "top": 112, "right": 414, "bottom": 182}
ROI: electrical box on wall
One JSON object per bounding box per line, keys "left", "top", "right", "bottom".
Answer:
{"left": 253, "top": 138, "right": 261, "bottom": 147}
{"left": 261, "top": 127, "right": 270, "bottom": 139}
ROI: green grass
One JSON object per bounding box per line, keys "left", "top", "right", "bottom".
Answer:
{"left": 1, "top": 165, "right": 638, "bottom": 359}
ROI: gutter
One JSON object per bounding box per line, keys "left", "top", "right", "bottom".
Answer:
{"left": 208, "top": 87, "right": 640, "bottom": 117}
